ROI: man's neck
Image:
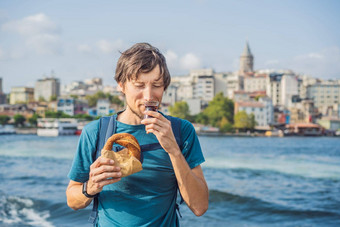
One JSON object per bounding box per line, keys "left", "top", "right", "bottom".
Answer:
{"left": 117, "top": 108, "right": 142, "bottom": 125}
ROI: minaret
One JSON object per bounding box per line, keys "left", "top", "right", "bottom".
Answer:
{"left": 239, "top": 41, "right": 254, "bottom": 75}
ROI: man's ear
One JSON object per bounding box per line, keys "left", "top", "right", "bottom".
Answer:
{"left": 117, "top": 82, "right": 124, "bottom": 93}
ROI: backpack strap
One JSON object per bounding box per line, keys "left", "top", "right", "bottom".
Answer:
{"left": 89, "top": 115, "right": 116, "bottom": 225}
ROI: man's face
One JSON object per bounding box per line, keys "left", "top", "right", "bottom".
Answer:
{"left": 118, "top": 65, "right": 165, "bottom": 120}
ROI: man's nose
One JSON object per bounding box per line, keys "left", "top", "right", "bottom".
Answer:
{"left": 143, "top": 85, "right": 153, "bottom": 100}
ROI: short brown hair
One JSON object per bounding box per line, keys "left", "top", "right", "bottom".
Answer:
{"left": 115, "top": 43, "right": 171, "bottom": 90}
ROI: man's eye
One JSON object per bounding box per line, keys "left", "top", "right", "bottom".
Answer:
{"left": 135, "top": 84, "right": 144, "bottom": 87}
{"left": 153, "top": 84, "right": 163, "bottom": 88}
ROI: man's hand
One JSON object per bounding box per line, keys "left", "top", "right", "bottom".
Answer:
{"left": 87, "top": 157, "right": 122, "bottom": 195}
{"left": 141, "top": 111, "right": 179, "bottom": 155}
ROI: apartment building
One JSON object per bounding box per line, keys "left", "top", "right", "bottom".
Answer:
{"left": 244, "top": 73, "right": 267, "bottom": 92}
{"left": 10, "top": 87, "right": 34, "bottom": 104}
{"left": 266, "top": 71, "right": 299, "bottom": 108}
{"left": 307, "top": 80, "right": 340, "bottom": 115}
{"left": 34, "top": 77, "right": 60, "bottom": 101}
{"left": 234, "top": 97, "right": 273, "bottom": 127}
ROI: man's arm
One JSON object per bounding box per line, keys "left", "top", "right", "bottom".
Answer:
{"left": 142, "top": 111, "right": 209, "bottom": 216}
{"left": 66, "top": 157, "right": 122, "bottom": 210}
{"left": 168, "top": 152, "right": 209, "bottom": 216}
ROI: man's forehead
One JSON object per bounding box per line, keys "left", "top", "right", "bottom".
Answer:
{"left": 132, "top": 75, "right": 163, "bottom": 82}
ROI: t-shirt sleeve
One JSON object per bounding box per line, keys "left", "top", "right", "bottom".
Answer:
{"left": 180, "top": 119, "right": 205, "bottom": 169}
{"left": 67, "top": 119, "right": 100, "bottom": 183}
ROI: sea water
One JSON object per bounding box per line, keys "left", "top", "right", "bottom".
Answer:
{"left": 0, "top": 135, "right": 339, "bottom": 227}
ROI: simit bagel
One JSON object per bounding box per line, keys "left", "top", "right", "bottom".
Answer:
{"left": 103, "top": 133, "right": 141, "bottom": 161}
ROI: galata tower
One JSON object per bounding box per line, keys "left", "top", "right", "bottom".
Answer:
{"left": 239, "top": 41, "right": 254, "bottom": 75}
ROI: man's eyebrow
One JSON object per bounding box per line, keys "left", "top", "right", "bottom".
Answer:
{"left": 154, "top": 76, "right": 163, "bottom": 82}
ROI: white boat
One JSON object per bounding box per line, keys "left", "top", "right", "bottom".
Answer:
{"left": 37, "top": 118, "right": 78, "bottom": 136}
{"left": 0, "top": 125, "right": 16, "bottom": 135}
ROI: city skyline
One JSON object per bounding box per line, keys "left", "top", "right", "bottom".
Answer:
{"left": 0, "top": 0, "right": 339, "bottom": 93}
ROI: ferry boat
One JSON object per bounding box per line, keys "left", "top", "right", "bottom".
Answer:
{"left": 0, "top": 125, "right": 16, "bottom": 135}
{"left": 37, "top": 118, "right": 78, "bottom": 136}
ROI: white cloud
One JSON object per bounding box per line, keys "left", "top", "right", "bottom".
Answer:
{"left": 164, "top": 50, "right": 178, "bottom": 68}
{"left": 2, "top": 13, "right": 59, "bottom": 35}
{"left": 294, "top": 52, "right": 324, "bottom": 60}
{"left": 291, "top": 46, "right": 340, "bottom": 78}
{"left": 163, "top": 50, "right": 202, "bottom": 73}
{"left": 180, "top": 53, "right": 201, "bottom": 70}
{"left": 97, "top": 39, "right": 124, "bottom": 54}
{"left": 1, "top": 13, "right": 62, "bottom": 55}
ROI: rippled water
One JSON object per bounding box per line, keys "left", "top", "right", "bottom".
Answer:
{"left": 0, "top": 135, "right": 340, "bottom": 226}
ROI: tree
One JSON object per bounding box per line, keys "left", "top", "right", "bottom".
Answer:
{"left": 202, "top": 92, "right": 234, "bottom": 127}
{"left": 13, "top": 114, "right": 26, "bottom": 127}
{"left": 0, "top": 115, "right": 10, "bottom": 125}
{"left": 50, "top": 95, "right": 57, "bottom": 101}
{"left": 74, "top": 114, "right": 94, "bottom": 121}
{"left": 248, "top": 113, "right": 256, "bottom": 130}
{"left": 28, "top": 113, "right": 40, "bottom": 126}
{"left": 194, "top": 112, "right": 209, "bottom": 125}
{"left": 219, "top": 116, "right": 233, "bottom": 133}
{"left": 38, "top": 96, "right": 46, "bottom": 102}
{"left": 45, "top": 111, "right": 71, "bottom": 118}
{"left": 233, "top": 111, "right": 248, "bottom": 131}
{"left": 169, "top": 101, "right": 190, "bottom": 119}
{"left": 85, "top": 91, "right": 124, "bottom": 108}
{"left": 233, "top": 111, "right": 257, "bottom": 131}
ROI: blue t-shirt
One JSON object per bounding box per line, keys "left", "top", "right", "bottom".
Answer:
{"left": 68, "top": 114, "right": 205, "bottom": 227}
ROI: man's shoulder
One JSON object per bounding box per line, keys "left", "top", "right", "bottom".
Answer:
{"left": 165, "top": 114, "right": 195, "bottom": 133}
{"left": 82, "top": 118, "right": 100, "bottom": 136}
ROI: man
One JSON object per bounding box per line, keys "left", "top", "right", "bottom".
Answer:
{"left": 66, "top": 43, "right": 208, "bottom": 226}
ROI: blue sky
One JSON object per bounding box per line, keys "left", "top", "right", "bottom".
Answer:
{"left": 0, "top": 0, "right": 339, "bottom": 93}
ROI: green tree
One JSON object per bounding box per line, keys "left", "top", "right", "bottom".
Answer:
{"left": 233, "top": 111, "right": 256, "bottom": 131}
{"left": 248, "top": 113, "right": 256, "bottom": 129}
{"left": 74, "top": 114, "right": 94, "bottom": 121}
{"left": 169, "top": 101, "right": 190, "bottom": 119}
{"left": 219, "top": 116, "right": 233, "bottom": 133}
{"left": 195, "top": 112, "right": 209, "bottom": 125}
{"left": 85, "top": 91, "right": 124, "bottom": 108}
{"left": 0, "top": 115, "right": 10, "bottom": 125}
{"left": 233, "top": 111, "right": 248, "bottom": 130}
{"left": 202, "top": 92, "right": 234, "bottom": 127}
{"left": 13, "top": 114, "right": 26, "bottom": 127}
{"left": 38, "top": 96, "right": 46, "bottom": 102}
{"left": 45, "top": 111, "right": 71, "bottom": 118}
{"left": 28, "top": 113, "right": 40, "bottom": 126}
{"left": 50, "top": 95, "right": 57, "bottom": 101}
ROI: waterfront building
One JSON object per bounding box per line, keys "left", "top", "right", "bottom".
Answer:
{"left": 0, "top": 104, "right": 34, "bottom": 119}
{"left": 234, "top": 97, "right": 273, "bottom": 127}
{"left": 10, "top": 87, "right": 34, "bottom": 104}
{"left": 265, "top": 71, "right": 299, "bottom": 108}
{"left": 214, "top": 72, "right": 232, "bottom": 97}
{"left": 57, "top": 97, "right": 88, "bottom": 116}
{"left": 226, "top": 73, "right": 244, "bottom": 99}
{"left": 96, "top": 99, "right": 111, "bottom": 116}
{"left": 306, "top": 80, "right": 340, "bottom": 115}
{"left": 289, "top": 99, "right": 318, "bottom": 123}
{"left": 34, "top": 77, "right": 60, "bottom": 101}
{"left": 193, "top": 75, "right": 215, "bottom": 102}
{"left": 317, "top": 117, "right": 340, "bottom": 131}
